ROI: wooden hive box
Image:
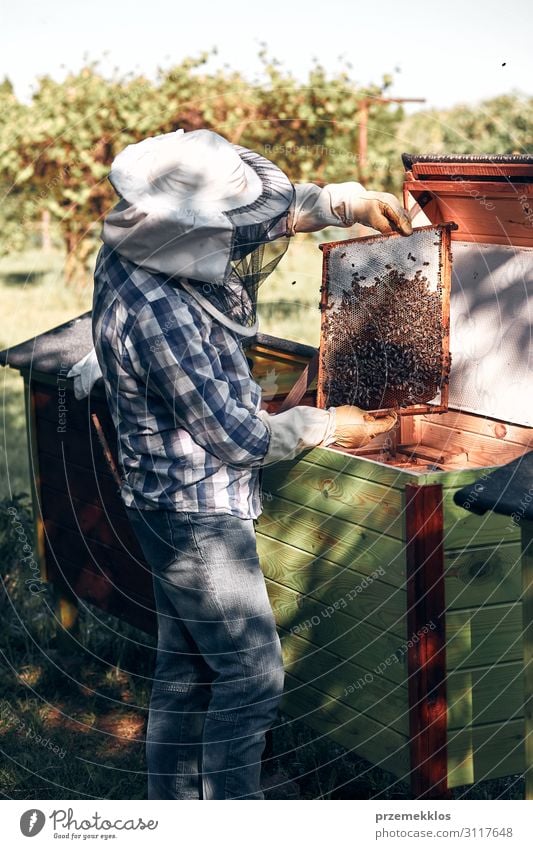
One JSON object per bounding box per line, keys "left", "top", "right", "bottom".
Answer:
{"left": 257, "top": 154, "right": 533, "bottom": 797}
{"left": 1, "top": 154, "right": 532, "bottom": 798}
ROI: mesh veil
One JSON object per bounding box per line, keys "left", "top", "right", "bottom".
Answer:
{"left": 183, "top": 146, "right": 295, "bottom": 334}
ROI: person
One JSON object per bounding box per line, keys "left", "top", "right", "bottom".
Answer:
{"left": 74, "top": 128, "right": 411, "bottom": 800}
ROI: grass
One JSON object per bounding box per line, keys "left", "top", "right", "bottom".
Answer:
{"left": 0, "top": 245, "right": 526, "bottom": 800}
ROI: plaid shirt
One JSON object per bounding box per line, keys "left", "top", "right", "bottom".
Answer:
{"left": 92, "top": 244, "right": 270, "bottom": 518}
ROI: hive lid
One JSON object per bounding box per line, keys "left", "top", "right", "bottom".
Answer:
{"left": 402, "top": 153, "right": 533, "bottom": 247}
{"left": 0, "top": 312, "right": 94, "bottom": 375}
{"left": 403, "top": 154, "right": 533, "bottom": 427}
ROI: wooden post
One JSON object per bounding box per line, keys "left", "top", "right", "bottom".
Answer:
{"left": 24, "top": 377, "right": 81, "bottom": 652}
{"left": 358, "top": 96, "right": 426, "bottom": 186}
{"left": 23, "top": 378, "right": 47, "bottom": 584}
{"left": 41, "top": 209, "right": 51, "bottom": 253}
{"left": 405, "top": 483, "right": 450, "bottom": 798}
{"left": 358, "top": 99, "right": 369, "bottom": 185}
{"left": 522, "top": 521, "right": 533, "bottom": 800}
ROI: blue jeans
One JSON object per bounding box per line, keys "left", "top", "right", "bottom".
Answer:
{"left": 125, "top": 507, "right": 285, "bottom": 800}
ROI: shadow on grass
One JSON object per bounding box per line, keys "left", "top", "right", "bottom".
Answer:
{"left": 0, "top": 272, "right": 47, "bottom": 287}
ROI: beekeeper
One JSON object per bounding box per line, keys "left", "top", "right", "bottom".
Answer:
{"left": 70, "top": 128, "right": 411, "bottom": 800}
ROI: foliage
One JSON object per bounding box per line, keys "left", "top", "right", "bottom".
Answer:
{"left": 0, "top": 54, "right": 530, "bottom": 285}
{"left": 400, "top": 92, "right": 533, "bottom": 155}
{"left": 0, "top": 54, "right": 400, "bottom": 284}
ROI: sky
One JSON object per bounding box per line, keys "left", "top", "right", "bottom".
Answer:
{"left": 1, "top": 0, "right": 531, "bottom": 111}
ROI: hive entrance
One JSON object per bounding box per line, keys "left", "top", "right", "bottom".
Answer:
{"left": 317, "top": 224, "right": 455, "bottom": 416}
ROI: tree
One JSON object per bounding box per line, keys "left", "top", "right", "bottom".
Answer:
{"left": 0, "top": 54, "right": 404, "bottom": 284}
{"left": 400, "top": 93, "right": 533, "bottom": 156}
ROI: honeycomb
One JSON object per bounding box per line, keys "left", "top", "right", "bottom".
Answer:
{"left": 319, "top": 225, "right": 453, "bottom": 411}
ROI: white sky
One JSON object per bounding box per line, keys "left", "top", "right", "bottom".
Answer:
{"left": 1, "top": 0, "right": 532, "bottom": 110}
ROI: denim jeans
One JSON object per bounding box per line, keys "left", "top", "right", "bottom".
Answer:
{"left": 125, "top": 507, "right": 285, "bottom": 800}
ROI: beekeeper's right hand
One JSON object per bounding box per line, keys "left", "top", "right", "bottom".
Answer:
{"left": 333, "top": 405, "right": 398, "bottom": 449}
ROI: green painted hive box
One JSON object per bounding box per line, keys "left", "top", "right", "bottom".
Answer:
{"left": 256, "top": 153, "right": 533, "bottom": 797}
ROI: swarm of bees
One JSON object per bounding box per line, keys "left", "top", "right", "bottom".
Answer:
{"left": 321, "top": 266, "right": 446, "bottom": 410}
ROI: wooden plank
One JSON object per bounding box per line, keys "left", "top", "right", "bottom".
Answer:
{"left": 397, "top": 443, "right": 468, "bottom": 466}
{"left": 405, "top": 484, "right": 449, "bottom": 798}
{"left": 261, "top": 459, "right": 405, "bottom": 540}
{"left": 38, "top": 452, "right": 124, "bottom": 517}
{"left": 304, "top": 444, "right": 420, "bottom": 489}
{"left": 49, "top": 558, "right": 157, "bottom": 636}
{"left": 415, "top": 420, "right": 528, "bottom": 469}
{"left": 447, "top": 718, "right": 524, "bottom": 788}
{"left": 446, "top": 602, "right": 523, "bottom": 669}
{"left": 36, "top": 417, "right": 118, "bottom": 478}
{"left": 16, "top": 371, "right": 86, "bottom": 390}
{"left": 281, "top": 672, "right": 411, "bottom": 781}
{"left": 264, "top": 580, "right": 407, "bottom": 685}
{"left": 33, "top": 384, "right": 113, "bottom": 432}
{"left": 410, "top": 163, "right": 533, "bottom": 179}
{"left": 40, "top": 485, "right": 140, "bottom": 553}
{"left": 421, "top": 467, "right": 499, "bottom": 489}
{"left": 404, "top": 179, "right": 533, "bottom": 196}
{"left": 279, "top": 628, "right": 409, "bottom": 736}
{"left": 444, "top": 542, "right": 522, "bottom": 608}
{"left": 24, "top": 379, "right": 48, "bottom": 584}
{"left": 416, "top": 409, "right": 533, "bottom": 450}
{"left": 248, "top": 352, "right": 310, "bottom": 395}
{"left": 262, "top": 392, "right": 316, "bottom": 415}
{"left": 521, "top": 521, "right": 533, "bottom": 799}
{"left": 256, "top": 498, "right": 406, "bottom": 588}
{"left": 43, "top": 518, "right": 153, "bottom": 600}
{"left": 257, "top": 535, "right": 407, "bottom": 625}
{"left": 447, "top": 661, "right": 524, "bottom": 730}
{"left": 250, "top": 345, "right": 311, "bottom": 367}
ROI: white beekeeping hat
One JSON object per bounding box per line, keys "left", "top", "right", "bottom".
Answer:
{"left": 101, "top": 128, "right": 295, "bottom": 334}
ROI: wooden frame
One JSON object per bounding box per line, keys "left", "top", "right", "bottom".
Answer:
{"left": 316, "top": 224, "right": 455, "bottom": 416}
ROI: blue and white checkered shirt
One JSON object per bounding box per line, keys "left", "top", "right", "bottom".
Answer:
{"left": 92, "top": 244, "right": 270, "bottom": 519}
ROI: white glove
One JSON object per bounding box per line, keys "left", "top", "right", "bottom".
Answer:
{"left": 258, "top": 406, "right": 336, "bottom": 465}
{"left": 333, "top": 405, "right": 398, "bottom": 449}
{"left": 351, "top": 189, "right": 413, "bottom": 236}
{"left": 67, "top": 348, "right": 103, "bottom": 399}
{"left": 290, "top": 182, "right": 412, "bottom": 236}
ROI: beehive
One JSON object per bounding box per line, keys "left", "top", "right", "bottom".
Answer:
{"left": 257, "top": 154, "right": 533, "bottom": 796}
